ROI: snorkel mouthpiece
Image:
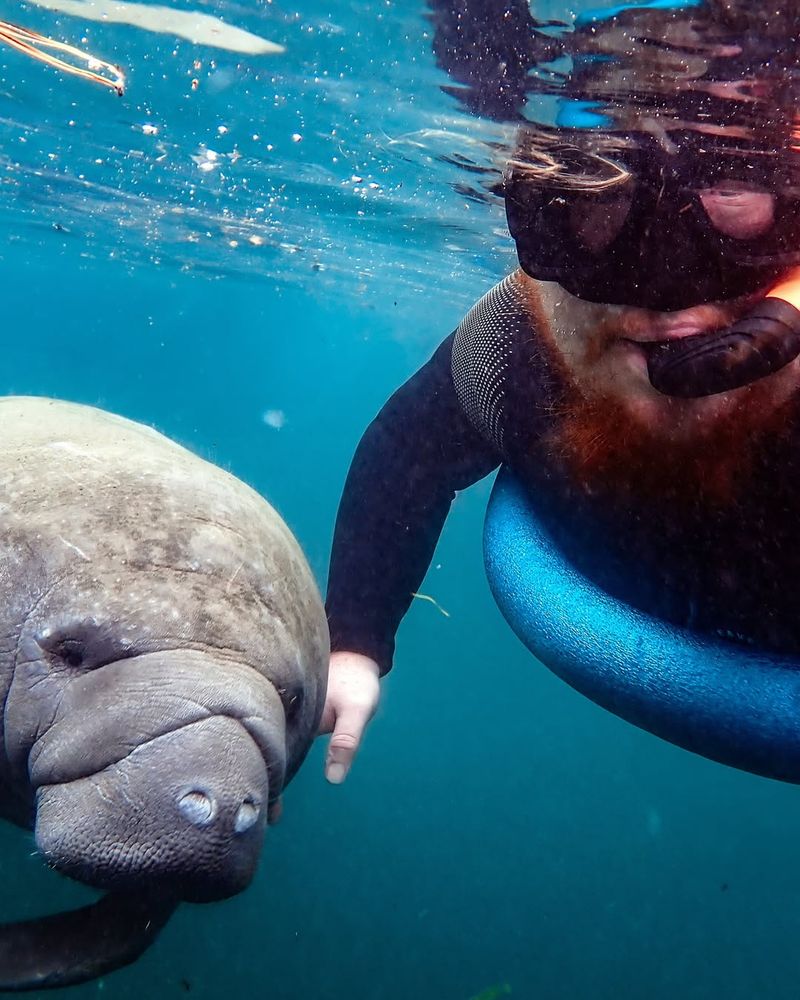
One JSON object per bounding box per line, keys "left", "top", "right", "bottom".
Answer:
{"left": 646, "top": 270, "right": 800, "bottom": 398}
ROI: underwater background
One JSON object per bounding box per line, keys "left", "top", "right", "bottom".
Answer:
{"left": 3, "top": 0, "right": 800, "bottom": 997}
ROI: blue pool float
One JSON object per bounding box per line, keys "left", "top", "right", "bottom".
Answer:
{"left": 484, "top": 470, "right": 800, "bottom": 781}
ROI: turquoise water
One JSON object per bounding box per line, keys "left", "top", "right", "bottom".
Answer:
{"left": 4, "top": 2, "right": 800, "bottom": 998}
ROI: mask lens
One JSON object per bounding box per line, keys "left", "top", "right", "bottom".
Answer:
{"left": 697, "top": 185, "right": 776, "bottom": 239}
{"left": 568, "top": 186, "right": 635, "bottom": 252}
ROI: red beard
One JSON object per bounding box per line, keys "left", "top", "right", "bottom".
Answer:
{"left": 531, "top": 317, "right": 797, "bottom": 510}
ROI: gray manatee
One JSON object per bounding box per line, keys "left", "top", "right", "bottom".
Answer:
{"left": 0, "top": 397, "right": 328, "bottom": 990}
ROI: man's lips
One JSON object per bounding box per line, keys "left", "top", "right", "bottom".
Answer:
{"left": 617, "top": 293, "right": 767, "bottom": 346}
{"left": 632, "top": 308, "right": 736, "bottom": 343}
{"left": 634, "top": 322, "right": 713, "bottom": 342}
{"left": 619, "top": 321, "right": 724, "bottom": 349}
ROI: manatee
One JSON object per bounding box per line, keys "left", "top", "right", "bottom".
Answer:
{"left": 0, "top": 397, "right": 328, "bottom": 990}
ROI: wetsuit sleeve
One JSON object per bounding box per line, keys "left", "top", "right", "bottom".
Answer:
{"left": 326, "top": 333, "right": 501, "bottom": 674}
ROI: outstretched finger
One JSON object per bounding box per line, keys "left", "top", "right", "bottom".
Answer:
{"left": 325, "top": 707, "right": 370, "bottom": 784}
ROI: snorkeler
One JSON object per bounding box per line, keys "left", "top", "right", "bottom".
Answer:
{"left": 319, "top": 0, "right": 800, "bottom": 783}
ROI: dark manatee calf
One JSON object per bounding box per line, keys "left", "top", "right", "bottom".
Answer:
{"left": 0, "top": 397, "right": 328, "bottom": 990}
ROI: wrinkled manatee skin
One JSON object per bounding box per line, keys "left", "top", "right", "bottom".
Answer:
{"left": 0, "top": 396, "right": 328, "bottom": 902}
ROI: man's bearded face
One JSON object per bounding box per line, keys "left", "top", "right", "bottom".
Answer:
{"left": 522, "top": 274, "right": 800, "bottom": 503}
{"left": 528, "top": 275, "right": 800, "bottom": 436}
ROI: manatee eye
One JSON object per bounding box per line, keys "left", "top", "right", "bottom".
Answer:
{"left": 37, "top": 621, "right": 133, "bottom": 671}
{"left": 50, "top": 638, "right": 85, "bottom": 669}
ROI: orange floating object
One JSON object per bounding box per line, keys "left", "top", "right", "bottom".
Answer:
{"left": 766, "top": 266, "right": 800, "bottom": 310}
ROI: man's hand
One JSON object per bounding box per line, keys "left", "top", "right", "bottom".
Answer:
{"left": 318, "top": 651, "right": 381, "bottom": 783}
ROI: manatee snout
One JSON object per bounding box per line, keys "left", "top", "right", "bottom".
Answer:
{"left": 35, "top": 714, "right": 276, "bottom": 902}
{"left": 21, "top": 648, "right": 290, "bottom": 904}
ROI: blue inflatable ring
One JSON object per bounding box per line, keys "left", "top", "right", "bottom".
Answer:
{"left": 484, "top": 470, "right": 800, "bottom": 781}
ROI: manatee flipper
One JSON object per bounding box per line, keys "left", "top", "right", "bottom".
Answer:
{"left": 0, "top": 891, "right": 177, "bottom": 991}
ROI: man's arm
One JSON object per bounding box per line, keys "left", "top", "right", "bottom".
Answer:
{"left": 322, "top": 333, "right": 501, "bottom": 782}
{"left": 326, "top": 332, "right": 501, "bottom": 672}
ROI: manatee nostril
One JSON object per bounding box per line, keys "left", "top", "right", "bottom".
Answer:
{"left": 234, "top": 798, "right": 260, "bottom": 834}
{"left": 177, "top": 790, "right": 217, "bottom": 827}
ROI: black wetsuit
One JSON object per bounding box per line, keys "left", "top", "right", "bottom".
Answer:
{"left": 326, "top": 274, "right": 800, "bottom": 673}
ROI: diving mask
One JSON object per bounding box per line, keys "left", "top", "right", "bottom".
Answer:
{"left": 504, "top": 134, "right": 800, "bottom": 395}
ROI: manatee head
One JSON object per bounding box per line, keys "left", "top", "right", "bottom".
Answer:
{"left": 0, "top": 398, "right": 328, "bottom": 988}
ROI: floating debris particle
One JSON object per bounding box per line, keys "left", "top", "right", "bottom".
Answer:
{"left": 191, "top": 147, "right": 219, "bottom": 172}
{"left": 410, "top": 591, "right": 450, "bottom": 618}
{"left": 262, "top": 409, "right": 286, "bottom": 430}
